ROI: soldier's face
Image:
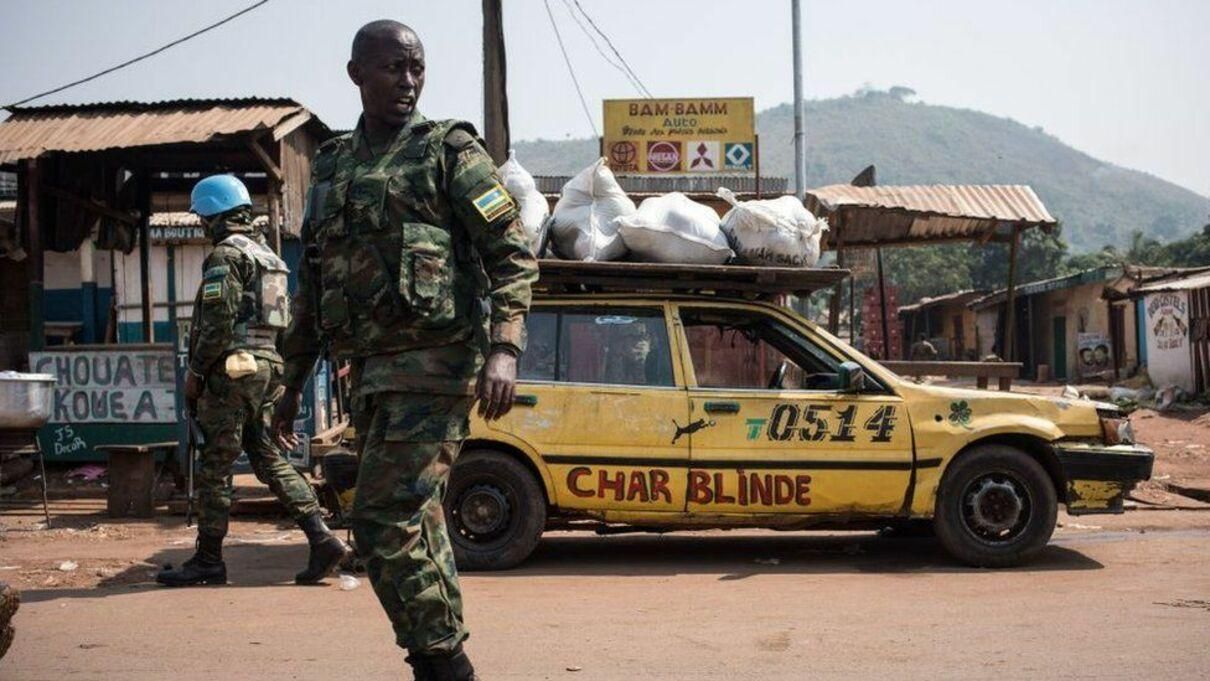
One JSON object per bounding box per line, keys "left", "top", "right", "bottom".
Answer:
{"left": 348, "top": 30, "right": 425, "bottom": 127}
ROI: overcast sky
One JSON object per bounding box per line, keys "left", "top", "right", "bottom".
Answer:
{"left": 2, "top": 0, "right": 1206, "bottom": 196}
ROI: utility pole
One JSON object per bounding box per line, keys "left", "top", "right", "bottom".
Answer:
{"left": 482, "top": 0, "right": 510, "bottom": 164}
{"left": 791, "top": 0, "right": 806, "bottom": 200}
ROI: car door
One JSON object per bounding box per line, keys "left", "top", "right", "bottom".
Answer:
{"left": 483, "top": 301, "right": 691, "bottom": 513}
{"left": 674, "top": 302, "right": 913, "bottom": 515}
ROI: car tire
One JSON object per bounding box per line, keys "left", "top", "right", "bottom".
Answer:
{"left": 445, "top": 449, "right": 546, "bottom": 571}
{"left": 934, "top": 444, "right": 1057, "bottom": 568}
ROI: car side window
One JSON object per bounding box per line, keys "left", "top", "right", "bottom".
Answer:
{"left": 519, "top": 307, "right": 675, "bottom": 387}
{"left": 681, "top": 307, "right": 842, "bottom": 390}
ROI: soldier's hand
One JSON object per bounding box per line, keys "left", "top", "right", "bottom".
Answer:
{"left": 272, "top": 388, "right": 303, "bottom": 450}
{"left": 477, "top": 349, "right": 517, "bottom": 421}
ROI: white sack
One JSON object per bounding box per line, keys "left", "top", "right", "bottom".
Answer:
{"left": 497, "top": 149, "right": 549, "bottom": 254}
{"left": 615, "top": 192, "right": 734, "bottom": 265}
{"left": 716, "top": 187, "right": 828, "bottom": 267}
{"left": 549, "top": 158, "right": 634, "bottom": 261}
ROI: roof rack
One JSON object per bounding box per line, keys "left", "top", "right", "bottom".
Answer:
{"left": 535, "top": 260, "right": 849, "bottom": 298}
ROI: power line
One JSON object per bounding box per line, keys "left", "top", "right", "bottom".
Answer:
{"left": 543, "top": 0, "right": 598, "bottom": 138}
{"left": 4, "top": 0, "right": 273, "bottom": 109}
{"left": 558, "top": 0, "right": 646, "bottom": 97}
{"left": 568, "top": 0, "right": 654, "bottom": 98}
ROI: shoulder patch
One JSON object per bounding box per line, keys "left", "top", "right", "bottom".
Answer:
{"left": 202, "top": 281, "right": 224, "bottom": 302}
{"left": 472, "top": 183, "right": 516, "bottom": 223}
{"left": 202, "top": 265, "right": 230, "bottom": 281}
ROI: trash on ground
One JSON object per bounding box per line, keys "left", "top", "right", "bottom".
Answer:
{"left": 338, "top": 573, "right": 360, "bottom": 591}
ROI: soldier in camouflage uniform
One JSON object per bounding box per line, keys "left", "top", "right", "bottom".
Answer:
{"left": 157, "top": 175, "right": 347, "bottom": 588}
{"left": 271, "top": 20, "right": 536, "bottom": 681}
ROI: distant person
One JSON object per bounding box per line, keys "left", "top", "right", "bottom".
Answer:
{"left": 603, "top": 322, "right": 653, "bottom": 384}
{"left": 909, "top": 333, "right": 939, "bottom": 361}
{"left": 156, "top": 175, "right": 346, "bottom": 588}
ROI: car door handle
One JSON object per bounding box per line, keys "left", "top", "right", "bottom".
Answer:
{"left": 703, "top": 401, "right": 740, "bottom": 414}
{"left": 514, "top": 394, "right": 538, "bottom": 407}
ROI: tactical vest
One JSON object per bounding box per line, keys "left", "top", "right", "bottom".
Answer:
{"left": 306, "top": 119, "right": 486, "bottom": 359}
{"left": 220, "top": 233, "right": 291, "bottom": 347}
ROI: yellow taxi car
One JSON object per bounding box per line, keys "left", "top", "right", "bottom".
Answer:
{"left": 446, "top": 266, "right": 1152, "bottom": 571}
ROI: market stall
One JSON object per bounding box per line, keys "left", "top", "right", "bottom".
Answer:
{"left": 0, "top": 97, "right": 337, "bottom": 469}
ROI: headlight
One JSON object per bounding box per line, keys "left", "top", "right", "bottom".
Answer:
{"left": 1100, "top": 415, "right": 1135, "bottom": 445}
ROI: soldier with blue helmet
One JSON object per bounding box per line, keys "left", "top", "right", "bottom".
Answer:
{"left": 156, "top": 174, "right": 347, "bottom": 588}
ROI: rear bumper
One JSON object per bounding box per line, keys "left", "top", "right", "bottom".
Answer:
{"left": 1054, "top": 444, "right": 1154, "bottom": 515}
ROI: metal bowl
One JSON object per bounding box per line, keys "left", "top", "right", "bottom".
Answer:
{"left": 0, "top": 372, "right": 57, "bottom": 429}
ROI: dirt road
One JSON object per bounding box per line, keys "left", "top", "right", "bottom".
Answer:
{"left": 1, "top": 509, "right": 1208, "bottom": 681}
{"left": 3, "top": 402, "right": 1208, "bottom": 680}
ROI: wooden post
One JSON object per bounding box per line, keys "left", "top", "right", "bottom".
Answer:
{"left": 827, "top": 222, "right": 844, "bottom": 334}
{"left": 849, "top": 265, "right": 856, "bottom": 345}
{"left": 136, "top": 171, "right": 154, "bottom": 343}
{"left": 754, "top": 133, "right": 762, "bottom": 198}
{"left": 1003, "top": 225, "right": 1021, "bottom": 362}
{"left": 876, "top": 246, "right": 890, "bottom": 360}
{"left": 482, "top": 0, "right": 510, "bottom": 165}
{"left": 25, "top": 159, "right": 45, "bottom": 352}
{"left": 268, "top": 179, "right": 282, "bottom": 254}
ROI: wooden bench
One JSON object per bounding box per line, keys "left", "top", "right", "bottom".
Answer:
{"left": 880, "top": 361, "right": 1024, "bottom": 392}
{"left": 95, "top": 441, "right": 177, "bottom": 518}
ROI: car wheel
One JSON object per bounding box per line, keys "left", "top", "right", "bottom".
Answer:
{"left": 445, "top": 449, "right": 546, "bottom": 571}
{"left": 934, "top": 444, "right": 1057, "bottom": 568}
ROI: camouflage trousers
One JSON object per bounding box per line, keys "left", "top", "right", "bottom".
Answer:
{"left": 195, "top": 358, "right": 321, "bottom": 538}
{"left": 351, "top": 392, "right": 472, "bottom": 654}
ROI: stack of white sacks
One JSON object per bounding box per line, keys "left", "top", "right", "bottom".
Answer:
{"left": 498, "top": 155, "right": 828, "bottom": 267}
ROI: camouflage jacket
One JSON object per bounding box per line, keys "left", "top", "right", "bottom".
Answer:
{"left": 188, "top": 225, "right": 285, "bottom": 377}
{"left": 281, "top": 112, "right": 537, "bottom": 394}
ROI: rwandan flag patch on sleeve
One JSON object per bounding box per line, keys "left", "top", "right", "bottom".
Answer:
{"left": 472, "top": 183, "right": 514, "bottom": 222}
{"left": 202, "top": 282, "right": 223, "bottom": 301}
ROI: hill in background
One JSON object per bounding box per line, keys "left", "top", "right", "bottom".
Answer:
{"left": 513, "top": 88, "right": 1210, "bottom": 252}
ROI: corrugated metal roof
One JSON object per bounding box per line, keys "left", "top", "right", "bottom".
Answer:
{"left": 0, "top": 97, "right": 329, "bottom": 164}
{"left": 898, "top": 289, "right": 987, "bottom": 315}
{"left": 969, "top": 266, "right": 1121, "bottom": 310}
{"left": 805, "top": 184, "right": 1057, "bottom": 248}
{"left": 1133, "top": 270, "right": 1210, "bottom": 294}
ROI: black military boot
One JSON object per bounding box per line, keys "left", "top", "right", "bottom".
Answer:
{"left": 406, "top": 644, "right": 477, "bottom": 681}
{"left": 156, "top": 532, "right": 227, "bottom": 587}
{"left": 294, "top": 512, "right": 348, "bottom": 585}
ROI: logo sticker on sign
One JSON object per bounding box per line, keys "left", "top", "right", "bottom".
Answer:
{"left": 646, "top": 141, "right": 682, "bottom": 173}
{"left": 609, "top": 141, "right": 638, "bottom": 172}
{"left": 724, "top": 142, "right": 753, "bottom": 170}
{"left": 687, "top": 141, "right": 720, "bottom": 171}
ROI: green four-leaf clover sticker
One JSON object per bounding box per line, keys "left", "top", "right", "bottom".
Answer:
{"left": 948, "top": 400, "right": 972, "bottom": 428}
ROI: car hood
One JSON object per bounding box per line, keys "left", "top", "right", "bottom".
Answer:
{"left": 893, "top": 380, "right": 1105, "bottom": 440}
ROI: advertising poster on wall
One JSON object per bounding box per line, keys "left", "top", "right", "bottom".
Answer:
{"left": 1076, "top": 332, "right": 1113, "bottom": 377}
{"left": 1143, "top": 291, "right": 1193, "bottom": 390}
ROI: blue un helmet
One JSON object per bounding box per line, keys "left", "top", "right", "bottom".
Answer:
{"left": 190, "top": 174, "right": 252, "bottom": 218}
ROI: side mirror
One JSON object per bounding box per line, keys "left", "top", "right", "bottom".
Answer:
{"left": 838, "top": 361, "right": 867, "bottom": 393}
